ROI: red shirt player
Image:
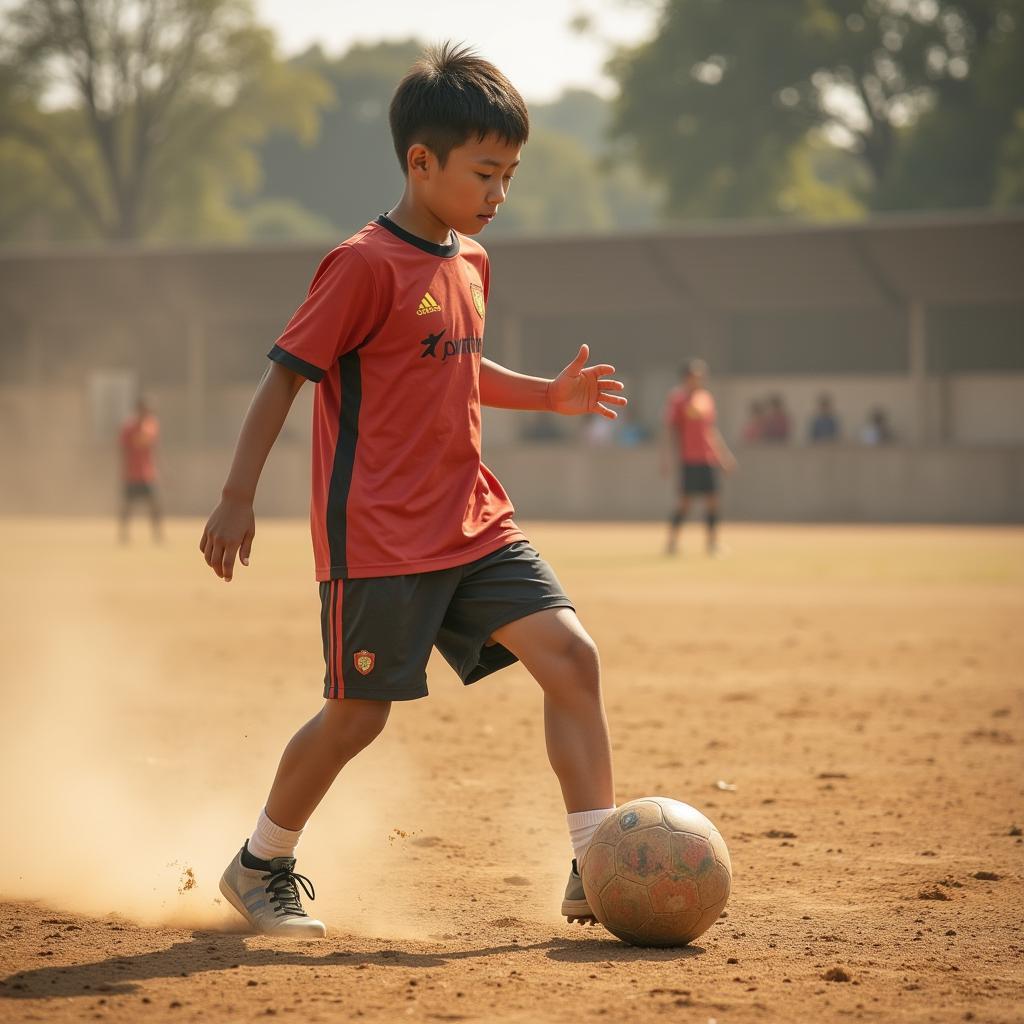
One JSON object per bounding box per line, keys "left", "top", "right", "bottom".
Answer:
{"left": 198, "top": 45, "right": 628, "bottom": 938}
{"left": 662, "top": 359, "right": 736, "bottom": 556}
{"left": 118, "top": 398, "right": 162, "bottom": 543}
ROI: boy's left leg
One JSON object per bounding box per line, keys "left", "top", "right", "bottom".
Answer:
{"left": 491, "top": 607, "right": 615, "bottom": 923}
{"left": 491, "top": 607, "right": 614, "bottom": 814}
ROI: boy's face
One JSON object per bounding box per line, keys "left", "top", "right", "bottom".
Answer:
{"left": 416, "top": 133, "right": 522, "bottom": 236}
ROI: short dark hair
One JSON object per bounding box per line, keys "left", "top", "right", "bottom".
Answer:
{"left": 389, "top": 42, "right": 529, "bottom": 172}
{"left": 681, "top": 358, "right": 708, "bottom": 378}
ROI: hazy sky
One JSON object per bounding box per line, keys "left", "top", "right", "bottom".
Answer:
{"left": 253, "top": 0, "right": 659, "bottom": 102}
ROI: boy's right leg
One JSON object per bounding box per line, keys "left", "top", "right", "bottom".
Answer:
{"left": 220, "top": 698, "right": 390, "bottom": 937}
{"left": 265, "top": 697, "right": 391, "bottom": 830}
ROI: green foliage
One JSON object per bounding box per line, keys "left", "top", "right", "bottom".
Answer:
{"left": 255, "top": 40, "right": 419, "bottom": 237}
{"left": 242, "top": 199, "right": 338, "bottom": 242}
{"left": 609, "top": 0, "right": 1024, "bottom": 218}
{"left": 0, "top": 0, "right": 330, "bottom": 242}
{"left": 488, "top": 129, "right": 612, "bottom": 236}
{"left": 778, "top": 136, "right": 868, "bottom": 220}
{"left": 254, "top": 42, "right": 662, "bottom": 239}
{"left": 874, "top": 0, "right": 1024, "bottom": 209}
{"left": 994, "top": 110, "right": 1024, "bottom": 204}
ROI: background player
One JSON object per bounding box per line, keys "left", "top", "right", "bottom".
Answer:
{"left": 662, "top": 359, "right": 736, "bottom": 556}
{"left": 199, "top": 44, "right": 626, "bottom": 938}
{"left": 118, "top": 396, "right": 162, "bottom": 544}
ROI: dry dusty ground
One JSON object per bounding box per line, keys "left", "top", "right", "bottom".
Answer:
{"left": 0, "top": 518, "right": 1022, "bottom": 1024}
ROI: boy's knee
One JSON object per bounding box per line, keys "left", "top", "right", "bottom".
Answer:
{"left": 320, "top": 699, "right": 390, "bottom": 753}
{"left": 554, "top": 628, "right": 601, "bottom": 695}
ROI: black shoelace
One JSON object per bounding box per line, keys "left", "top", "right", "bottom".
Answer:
{"left": 264, "top": 866, "right": 316, "bottom": 918}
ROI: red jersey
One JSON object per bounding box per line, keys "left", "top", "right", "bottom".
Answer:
{"left": 665, "top": 387, "right": 718, "bottom": 465}
{"left": 119, "top": 414, "right": 159, "bottom": 483}
{"left": 269, "top": 215, "right": 524, "bottom": 581}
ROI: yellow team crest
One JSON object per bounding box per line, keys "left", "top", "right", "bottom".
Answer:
{"left": 470, "top": 283, "right": 485, "bottom": 318}
{"left": 353, "top": 650, "right": 375, "bottom": 676}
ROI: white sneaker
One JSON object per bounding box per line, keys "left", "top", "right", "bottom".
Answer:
{"left": 561, "top": 858, "right": 597, "bottom": 926}
{"left": 219, "top": 843, "right": 327, "bottom": 938}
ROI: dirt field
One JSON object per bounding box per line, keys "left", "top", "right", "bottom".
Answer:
{"left": 1, "top": 518, "right": 1022, "bottom": 1024}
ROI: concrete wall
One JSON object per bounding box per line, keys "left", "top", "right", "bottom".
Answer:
{"left": 3, "top": 431, "right": 1021, "bottom": 523}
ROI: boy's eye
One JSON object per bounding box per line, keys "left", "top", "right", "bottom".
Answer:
{"left": 476, "top": 172, "right": 490, "bottom": 180}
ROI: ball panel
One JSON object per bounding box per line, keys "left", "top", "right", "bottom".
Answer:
{"left": 648, "top": 874, "right": 700, "bottom": 916}
{"left": 656, "top": 798, "right": 713, "bottom": 839}
{"left": 691, "top": 902, "right": 724, "bottom": 942}
{"left": 708, "top": 828, "right": 731, "bottom": 871}
{"left": 697, "top": 862, "right": 732, "bottom": 911}
{"left": 603, "top": 925, "right": 646, "bottom": 946}
{"left": 600, "top": 875, "right": 654, "bottom": 931}
{"left": 581, "top": 840, "right": 617, "bottom": 899}
{"left": 614, "top": 826, "right": 672, "bottom": 885}
{"left": 640, "top": 910, "right": 703, "bottom": 947}
{"left": 587, "top": 885, "right": 607, "bottom": 926}
{"left": 670, "top": 831, "right": 716, "bottom": 878}
{"left": 593, "top": 800, "right": 664, "bottom": 844}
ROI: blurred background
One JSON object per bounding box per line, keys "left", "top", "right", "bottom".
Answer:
{"left": 1, "top": 0, "right": 1021, "bottom": 522}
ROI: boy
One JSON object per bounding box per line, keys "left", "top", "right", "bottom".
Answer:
{"left": 200, "top": 44, "right": 627, "bottom": 937}
{"left": 662, "top": 359, "right": 736, "bottom": 556}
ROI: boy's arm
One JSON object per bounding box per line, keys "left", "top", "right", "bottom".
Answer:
{"left": 199, "top": 361, "right": 305, "bottom": 581}
{"left": 480, "top": 344, "right": 626, "bottom": 418}
{"left": 711, "top": 427, "right": 738, "bottom": 473}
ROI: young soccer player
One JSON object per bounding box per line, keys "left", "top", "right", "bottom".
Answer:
{"left": 200, "top": 44, "right": 627, "bottom": 937}
{"left": 118, "top": 397, "right": 162, "bottom": 544}
{"left": 662, "top": 359, "right": 736, "bottom": 556}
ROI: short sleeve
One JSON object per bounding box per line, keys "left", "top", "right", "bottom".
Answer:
{"left": 268, "top": 245, "right": 379, "bottom": 382}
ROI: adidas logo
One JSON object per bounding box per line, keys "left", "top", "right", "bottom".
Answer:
{"left": 417, "top": 291, "right": 441, "bottom": 316}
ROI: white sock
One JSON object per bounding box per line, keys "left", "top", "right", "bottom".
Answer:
{"left": 567, "top": 807, "right": 616, "bottom": 866}
{"left": 247, "top": 808, "right": 303, "bottom": 862}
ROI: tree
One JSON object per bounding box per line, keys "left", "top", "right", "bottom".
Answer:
{"left": 254, "top": 40, "right": 419, "bottom": 237}
{"left": 873, "top": 0, "right": 1024, "bottom": 209}
{"left": 608, "top": 0, "right": 1024, "bottom": 218}
{"left": 0, "top": 0, "right": 329, "bottom": 242}
{"left": 254, "top": 43, "right": 661, "bottom": 238}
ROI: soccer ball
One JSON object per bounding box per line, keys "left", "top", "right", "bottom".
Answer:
{"left": 580, "top": 797, "right": 732, "bottom": 947}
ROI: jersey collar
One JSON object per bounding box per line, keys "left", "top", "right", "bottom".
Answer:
{"left": 375, "top": 214, "right": 460, "bottom": 259}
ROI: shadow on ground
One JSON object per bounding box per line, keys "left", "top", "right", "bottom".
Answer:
{"left": 1, "top": 932, "right": 705, "bottom": 1000}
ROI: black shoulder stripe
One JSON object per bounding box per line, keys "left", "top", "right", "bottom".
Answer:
{"left": 268, "top": 344, "right": 326, "bottom": 383}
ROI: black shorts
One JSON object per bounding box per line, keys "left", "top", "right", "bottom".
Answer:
{"left": 680, "top": 463, "right": 718, "bottom": 496}
{"left": 123, "top": 481, "right": 155, "bottom": 500}
{"left": 318, "top": 540, "right": 574, "bottom": 701}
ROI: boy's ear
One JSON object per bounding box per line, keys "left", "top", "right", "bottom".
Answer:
{"left": 407, "top": 143, "right": 432, "bottom": 179}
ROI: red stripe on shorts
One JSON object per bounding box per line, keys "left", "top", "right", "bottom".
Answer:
{"left": 326, "top": 580, "right": 337, "bottom": 698}
{"left": 331, "top": 581, "right": 344, "bottom": 699}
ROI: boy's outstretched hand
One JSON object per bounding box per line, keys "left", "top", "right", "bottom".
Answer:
{"left": 200, "top": 498, "right": 256, "bottom": 582}
{"left": 547, "top": 344, "right": 628, "bottom": 419}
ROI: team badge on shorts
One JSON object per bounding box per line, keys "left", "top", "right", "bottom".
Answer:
{"left": 353, "top": 650, "right": 375, "bottom": 676}
{"left": 470, "top": 283, "right": 485, "bottom": 319}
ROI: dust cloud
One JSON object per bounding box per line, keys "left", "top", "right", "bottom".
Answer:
{"left": 0, "top": 522, "right": 434, "bottom": 937}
